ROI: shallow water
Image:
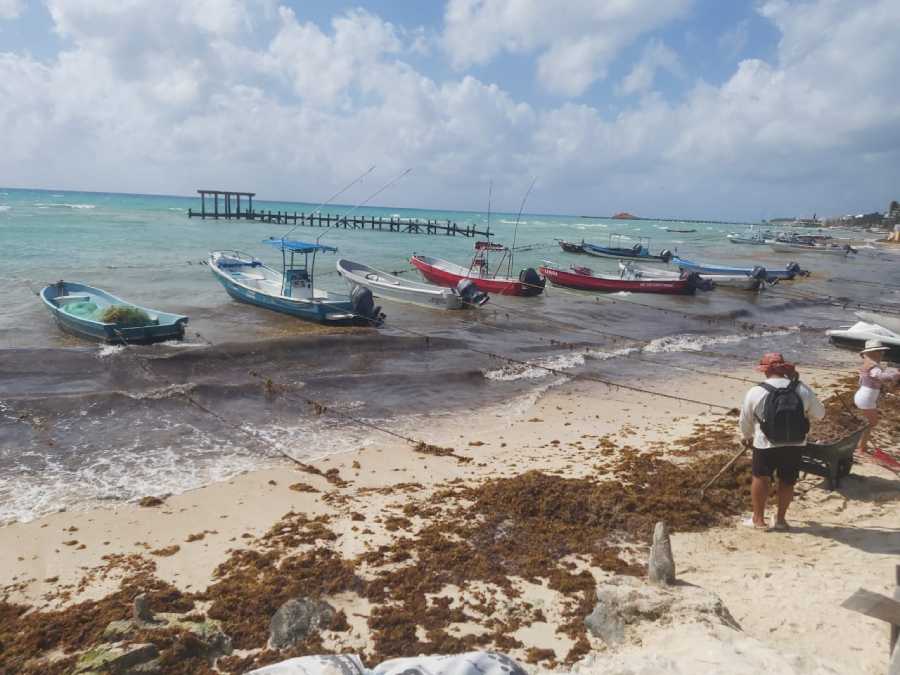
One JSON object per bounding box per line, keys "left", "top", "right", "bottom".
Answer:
{"left": 2, "top": 187, "right": 899, "bottom": 523}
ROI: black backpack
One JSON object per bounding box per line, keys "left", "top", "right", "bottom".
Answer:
{"left": 755, "top": 379, "right": 810, "bottom": 443}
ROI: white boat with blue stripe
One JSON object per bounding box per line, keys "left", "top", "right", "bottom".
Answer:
{"left": 209, "top": 238, "right": 384, "bottom": 326}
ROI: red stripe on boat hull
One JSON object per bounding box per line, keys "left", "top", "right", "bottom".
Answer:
{"left": 410, "top": 256, "right": 543, "bottom": 297}
{"left": 539, "top": 267, "right": 694, "bottom": 295}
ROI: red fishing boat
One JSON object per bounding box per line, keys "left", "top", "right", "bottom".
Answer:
{"left": 410, "top": 242, "right": 545, "bottom": 297}
{"left": 539, "top": 264, "right": 697, "bottom": 295}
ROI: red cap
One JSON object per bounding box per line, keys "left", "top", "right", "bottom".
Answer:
{"left": 757, "top": 352, "right": 786, "bottom": 372}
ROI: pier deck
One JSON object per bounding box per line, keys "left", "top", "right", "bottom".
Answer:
{"left": 189, "top": 189, "right": 490, "bottom": 238}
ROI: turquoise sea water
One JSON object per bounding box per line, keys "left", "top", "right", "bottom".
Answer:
{"left": 3, "top": 185, "right": 890, "bottom": 344}
{"left": 2, "top": 186, "right": 899, "bottom": 523}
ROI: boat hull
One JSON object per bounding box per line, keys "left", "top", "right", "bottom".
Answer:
{"left": 827, "top": 322, "right": 900, "bottom": 358}
{"left": 540, "top": 266, "right": 694, "bottom": 295}
{"left": 727, "top": 235, "right": 767, "bottom": 245}
{"left": 582, "top": 243, "right": 670, "bottom": 263}
{"left": 855, "top": 311, "right": 900, "bottom": 334}
{"left": 672, "top": 257, "right": 801, "bottom": 280}
{"left": 40, "top": 281, "right": 188, "bottom": 344}
{"left": 209, "top": 253, "right": 367, "bottom": 325}
{"left": 336, "top": 259, "right": 469, "bottom": 310}
{"left": 557, "top": 240, "right": 586, "bottom": 254}
{"left": 618, "top": 262, "right": 764, "bottom": 290}
{"left": 410, "top": 255, "right": 544, "bottom": 297}
{"left": 768, "top": 241, "right": 851, "bottom": 256}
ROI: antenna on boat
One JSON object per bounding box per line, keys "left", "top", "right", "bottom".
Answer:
{"left": 313, "top": 167, "right": 412, "bottom": 255}
{"left": 507, "top": 177, "right": 537, "bottom": 277}
{"left": 282, "top": 164, "right": 376, "bottom": 239}
{"left": 486, "top": 180, "right": 493, "bottom": 239}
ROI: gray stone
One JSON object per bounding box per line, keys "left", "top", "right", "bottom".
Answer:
{"left": 133, "top": 593, "right": 156, "bottom": 623}
{"left": 647, "top": 520, "right": 676, "bottom": 586}
{"left": 269, "top": 597, "right": 337, "bottom": 650}
{"left": 584, "top": 576, "right": 740, "bottom": 645}
{"left": 101, "top": 612, "right": 231, "bottom": 663}
{"left": 73, "top": 642, "right": 159, "bottom": 674}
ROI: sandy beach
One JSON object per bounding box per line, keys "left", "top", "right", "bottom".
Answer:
{"left": 2, "top": 363, "right": 898, "bottom": 674}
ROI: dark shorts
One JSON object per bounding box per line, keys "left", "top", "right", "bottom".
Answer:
{"left": 752, "top": 446, "right": 803, "bottom": 485}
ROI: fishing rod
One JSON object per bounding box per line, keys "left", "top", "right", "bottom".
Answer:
{"left": 486, "top": 180, "right": 493, "bottom": 239}
{"left": 333, "top": 167, "right": 412, "bottom": 226}
{"left": 281, "top": 164, "right": 376, "bottom": 239}
{"left": 506, "top": 177, "right": 537, "bottom": 278}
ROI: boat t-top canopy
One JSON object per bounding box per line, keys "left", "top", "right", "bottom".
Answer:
{"left": 263, "top": 237, "right": 338, "bottom": 254}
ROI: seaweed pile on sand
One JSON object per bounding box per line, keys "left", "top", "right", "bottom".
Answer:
{"left": 0, "top": 442, "right": 753, "bottom": 674}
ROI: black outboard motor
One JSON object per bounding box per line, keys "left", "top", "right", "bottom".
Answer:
{"left": 518, "top": 268, "right": 545, "bottom": 296}
{"left": 784, "top": 261, "right": 807, "bottom": 278}
{"left": 350, "top": 286, "right": 384, "bottom": 327}
{"left": 682, "top": 271, "right": 713, "bottom": 292}
{"left": 659, "top": 248, "right": 673, "bottom": 263}
{"left": 749, "top": 265, "right": 769, "bottom": 290}
{"left": 456, "top": 279, "right": 489, "bottom": 307}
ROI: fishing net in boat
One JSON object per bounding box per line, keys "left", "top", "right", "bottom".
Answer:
{"left": 99, "top": 305, "right": 157, "bottom": 327}
{"left": 61, "top": 300, "right": 99, "bottom": 319}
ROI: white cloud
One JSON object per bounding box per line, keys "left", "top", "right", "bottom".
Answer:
{"left": 0, "top": 0, "right": 898, "bottom": 219}
{"left": 619, "top": 39, "right": 683, "bottom": 96}
{"left": 0, "top": 0, "right": 23, "bottom": 20}
{"left": 442, "top": 0, "right": 693, "bottom": 96}
{"left": 265, "top": 7, "right": 402, "bottom": 105}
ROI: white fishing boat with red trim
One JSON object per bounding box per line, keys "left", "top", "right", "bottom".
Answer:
{"left": 410, "top": 241, "right": 545, "bottom": 297}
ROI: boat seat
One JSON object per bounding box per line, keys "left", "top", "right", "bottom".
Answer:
{"left": 235, "top": 272, "right": 266, "bottom": 280}
{"left": 55, "top": 294, "right": 92, "bottom": 305}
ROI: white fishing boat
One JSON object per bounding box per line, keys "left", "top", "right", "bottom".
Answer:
{"left": 855, "top": 311, "right": 900, "bottom": 334}
{"left": 726, "top": 225, "right": 771, "bottom": 245}
{"left": 209, "top": 240, "right": 384, "bottom": 325}
{"left": 618, "top": 262, "right": 769, "bottom": 290}
{"left": 336, "top": 259, "right": 487, "bottom": 310}
{"left": 768, "top": 239, "right": 855, "bottom": 256}
{"left": 826, "top": 321, "right": 900, "bottom": 355}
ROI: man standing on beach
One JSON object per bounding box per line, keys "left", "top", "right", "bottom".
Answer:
{"left": 739, "top": 353, "right": 825, "bottom": 530}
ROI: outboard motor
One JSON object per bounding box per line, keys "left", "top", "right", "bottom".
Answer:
{"left": 785, "top": 261, "right": 807, "bottom": 278}
{"left": 456, "top": 278, "right": 489, "bottom": 307}
{"left": 748, "top": 265, "right": 769, "bottom": 291}
{"left": 518, "top": 267, "right": 545, "bottom": 296}
{"left": 350, "top": 286, "right": 384, "bottom": 327}
{"left": 659, "top": 248, "right": 673, "bottom": 263}
{"left": 682, "top": 271, "right": 713, "bottom": 292}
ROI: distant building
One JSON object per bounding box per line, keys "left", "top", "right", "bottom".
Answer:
{"left": 612, "top": 212, "right": 637, "bottom": 220}
{"left": 888, "top": 200, "right": 900, "bottom": 224}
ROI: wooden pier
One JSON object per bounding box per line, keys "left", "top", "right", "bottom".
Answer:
{"left": 188, "top": 189, "right": 490, "bottom": 238}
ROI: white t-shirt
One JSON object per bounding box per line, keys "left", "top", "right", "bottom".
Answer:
{"left": 739, "top": 377, "right": 826, "bottom": 448}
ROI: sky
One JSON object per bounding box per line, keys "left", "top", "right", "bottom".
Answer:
{"left": 0, "top": 0, "right": 898, "bottom": 220}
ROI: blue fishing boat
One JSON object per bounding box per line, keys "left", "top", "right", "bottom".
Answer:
{"left": 672, "top": 256, "right": 807, "bottom": 280}
{"left": 209, "top": 239, "right": 384, "bottom": 326}
{"left": 582, "top": 234, "right": 672, "bottom": 263}
{"left": 40, "top": 281, "right": 188, "bottom": 344}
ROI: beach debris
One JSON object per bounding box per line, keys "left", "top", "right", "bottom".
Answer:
{"left": 647, "top": 521, "right": 675, "bottom": 586}
{"left": 138, "top": 496, "right": 165, "bottom": 508}
{"left": 584, "top": 576, "right": 740, "bottom": 646}
{"left": 73, "top": 641, "right": 159, "bottom": 674}
{"left": 269, "top": 597, "right": 337, "bottom": 650}
{"left": 289, "top": 482, "right": 320, "bottom": 493}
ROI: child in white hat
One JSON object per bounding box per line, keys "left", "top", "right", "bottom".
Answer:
{"left": 854, "top": 339, "right": 899, "bottom": 453}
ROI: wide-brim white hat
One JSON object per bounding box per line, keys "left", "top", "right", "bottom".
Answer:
{"left": 860, "top": 339, "right": 889, "bottom": 355}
